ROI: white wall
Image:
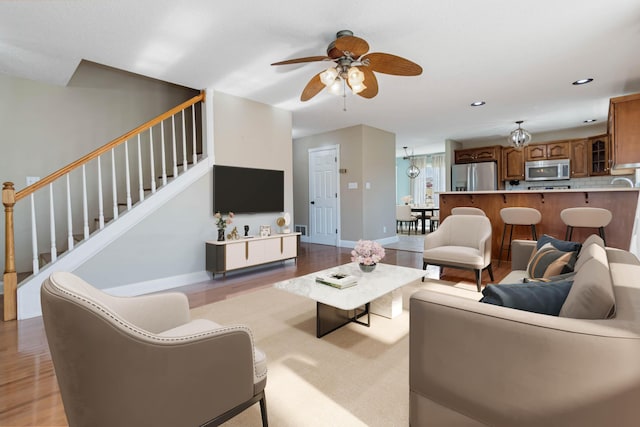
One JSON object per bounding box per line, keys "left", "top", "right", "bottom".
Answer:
{"left": 293, "top": 124, "right": 396, "bottom": 243}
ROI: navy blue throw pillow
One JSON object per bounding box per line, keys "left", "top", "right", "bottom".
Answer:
{"left": 479, "top": 281, "right": 573, "bottom": 316}
{"left": 537, "top": 234, "right": 582, "bottom": 253}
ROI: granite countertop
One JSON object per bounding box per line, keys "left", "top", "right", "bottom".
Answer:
{"left": 439, "top": 188, "right": 640, "bottom": 195}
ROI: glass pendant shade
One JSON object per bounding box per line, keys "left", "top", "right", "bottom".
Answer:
{"left": 509, "top": 121, "right": 532, "bottom": 148}
{"left": 407, "top": 164, "right": 420, "bottom": 178}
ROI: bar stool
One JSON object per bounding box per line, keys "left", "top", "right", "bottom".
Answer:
{"left": 560, "top": 207, "right": 612, "bottom": 245}
{"left": 499, "top": 207, "right": 542, "bottom": 266}
{"left": 451, "top": 207, "right": 486, "bottom": 216}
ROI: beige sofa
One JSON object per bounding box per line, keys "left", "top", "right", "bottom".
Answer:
{"left": 409, "top": 237, "right": 640, "bottom": 426}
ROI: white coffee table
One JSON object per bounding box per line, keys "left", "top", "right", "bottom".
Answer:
{"left": 273, "top": 262, "right": 425, "bottom": 337}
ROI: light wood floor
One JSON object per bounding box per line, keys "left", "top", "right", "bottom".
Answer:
{"left": 0, "top": 242, "right": 510, "bottom": 426}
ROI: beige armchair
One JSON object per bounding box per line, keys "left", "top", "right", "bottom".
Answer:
{"left": 422, "top": 214, "right": 493, "bottom": 291}
{"left": 41, "top": 272, "right": 268, "bottom": 427}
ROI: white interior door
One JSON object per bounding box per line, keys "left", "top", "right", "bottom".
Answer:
{"left": 309, "top": 146, "right": 339, "bottom": 246}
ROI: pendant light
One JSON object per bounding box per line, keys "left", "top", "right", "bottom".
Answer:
{"left": 509, "top": 120, "right": 532, "bottom": 148}
{"left": 403, "top": 146, "right": 420, "bottom": 178}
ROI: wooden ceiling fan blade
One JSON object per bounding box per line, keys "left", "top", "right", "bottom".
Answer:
{"left": 334, "top": 35, "right": 370, "bottom": 58}
{"left": 364, "top": 52, "right": 423, "bottom": 76}
{"left": 271, "top": 56, "right": 330, "bottom": 66}
{"left": 357, "top": 67, "right": 378, "bottom": 99}
{"left": 300, "top": 73, "right": 326, "bottom": 101}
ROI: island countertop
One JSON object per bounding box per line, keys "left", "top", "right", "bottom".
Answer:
{"left": 438, "top": 188, "right": 639, "bottom": 260}
{"left": 439, "top": 187, "right": 640, "bottom": 195}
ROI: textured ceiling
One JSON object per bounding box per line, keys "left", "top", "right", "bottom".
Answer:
{"left": 2, "top": 0, "right": 640, "bottom": 155}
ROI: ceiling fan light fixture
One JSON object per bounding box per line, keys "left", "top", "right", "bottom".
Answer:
{"left": 508, "top": 120, "right": 532, "bottom": 148}
{"left": 328, "top": 78, "right": 343, "bottom": 96}
{"left": 320, "top": 67, "right": 339, "bottom": 86}
{"left": 347, "top": 66, "right": 364, "bottom": 84}
{"left": 350, "top": 81, "right": 367, "bottom": 95}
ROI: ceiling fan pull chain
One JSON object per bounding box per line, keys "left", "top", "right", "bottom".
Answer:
{"left": 342, "top": 79, "right": 347, "bottom": 112}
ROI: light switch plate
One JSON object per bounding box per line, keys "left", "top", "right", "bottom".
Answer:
{"left": 26, "top": 176, "right": 40, "bottom": 186}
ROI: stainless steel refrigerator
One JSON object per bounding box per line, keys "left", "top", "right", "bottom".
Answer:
{"left": 451, "top": 162, "right": 498, "bottom": 191}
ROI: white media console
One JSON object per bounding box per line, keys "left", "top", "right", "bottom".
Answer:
{"left": 205, "top": 232, "right": 300, "bottom": 277}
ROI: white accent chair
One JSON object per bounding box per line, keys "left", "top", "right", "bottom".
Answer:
{"left": 451, "top": 206, "right": 486, "bottom": 216}
{"left": 498, "top": 207, "right": 542, "bottom": 266}
{"left": 422, "top": 214, "right": 493, "bottom": 291}
{"left": 561, "top": 207, "right": 612, "bottom": 245}
{"left": 41, "top": 272, "right": 268, "bottom": 427}
{"left": 396, "top": 204, "right": 418, "bottom": 235}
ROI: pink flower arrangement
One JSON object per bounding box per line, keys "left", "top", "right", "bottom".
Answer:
{"left": 351, "top": 240, "right": 385, "bottom": 266}
{"left": 215, "top": 211, "right": 234, "bottom": 230}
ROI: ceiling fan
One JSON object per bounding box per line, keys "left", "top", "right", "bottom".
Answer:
{"left": 271, "top": 30, "right": 423, "bottom": 102}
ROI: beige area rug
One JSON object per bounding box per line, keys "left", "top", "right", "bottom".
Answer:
{"left": 190, "top": 279, "right": 479, "bottom": 427}
{"left": 384, "top": 234, "right": 425, "bottom": 253}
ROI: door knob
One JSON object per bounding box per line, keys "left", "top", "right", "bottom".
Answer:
{"left": 310, "top": 201, "right": 315, "bottom": 204}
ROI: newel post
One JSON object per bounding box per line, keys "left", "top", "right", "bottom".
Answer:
{"left": 3, "top": 182, "right": 17, "bottom": 321}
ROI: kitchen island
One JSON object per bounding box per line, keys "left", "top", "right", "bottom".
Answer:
{"left": 438, "top": 188, "right": 640, "bottom": 260}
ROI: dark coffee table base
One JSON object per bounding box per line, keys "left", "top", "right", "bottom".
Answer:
{"left": 316, "top": 302, "right": 370, "bottom": 338}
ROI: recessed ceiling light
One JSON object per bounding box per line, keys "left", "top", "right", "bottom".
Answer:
{"left": 572, "top": 78, "right": 594, "bottom": 85}
{"left": 584, "top": 119, "right": 597, "bottom": 123}
{"left": 470, "top": 101, "right": 486, "bottom": 107}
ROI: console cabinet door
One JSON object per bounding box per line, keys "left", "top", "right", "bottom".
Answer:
{"left": 281, "top": 235, "right": 298, "bottom": 258}
{"left": 225, "top": 241, "right": 250, "bottom": 270}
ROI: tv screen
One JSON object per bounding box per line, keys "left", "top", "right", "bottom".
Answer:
{"left": 213, "top": 165, "right": 284, "bottom": 214}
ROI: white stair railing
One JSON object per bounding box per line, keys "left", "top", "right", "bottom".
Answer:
{"left": 2, "top": 92, "right": 205, "bottom": 321}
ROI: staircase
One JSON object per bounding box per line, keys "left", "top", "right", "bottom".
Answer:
{"left": 2, "top": 92, "right": 207, "bottom": 321}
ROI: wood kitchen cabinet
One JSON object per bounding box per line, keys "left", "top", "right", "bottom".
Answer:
{"left": 609, "top": 93, "right": 640, "bottom": 169}
{"left": 589, "top": 134, "right": 610, "bottom": 176}
{"left": 501, "top": 147, "right": 525, "bottom": 181}
{"left": 569, "top": 139, "right": 589, "bottom": 178}
{"left": 454, "top": 146, "right": 500, "bottom": 164}
{"left": 525, "top": 141, "right": 570, "bottom": 162}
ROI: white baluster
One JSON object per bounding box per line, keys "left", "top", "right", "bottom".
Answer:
{"left": 111, "top": 148, "right": 119, "bottom": 220}
{"left": 171, "top": 115, "right": 178, "bottom": 179}
{"left": 182, "top": 109, "right": 188, "bottom": 172}
{"left": 30, "top": 194, "right": 39, "bottom": 274}
{"left": 66, "top": 174, "right": 74, "bottom": 251}
{"left": 160, "top": 121, "right": 167, "bottom": 186}
{"left": 49, "top": 183, "right": 57, "bottom": 262}
{"left": 97, "top": 157, "right": 105, "bottom": 229}
{"left": 149, "top": 127, "right": 156, "bottom": 193}
{"left": 137, "top": 134, "right": 144, "bottom": 202}
{"left": 124, "top": 140, "right": 132, "bottom": 210}
{"left": 82, "top": 165, "right": 89, "bottom": 239}
{"left": 192, "top": 105, "right": 197, "bottom": 165}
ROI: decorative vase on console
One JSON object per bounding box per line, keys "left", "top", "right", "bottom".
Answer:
{"left": 351, "top": 239, "right": 385, "bottom": 273}
{"left": 214, "top": 211, "right": 234, "bottom": 242}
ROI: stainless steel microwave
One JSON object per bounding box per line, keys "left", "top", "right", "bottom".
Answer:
{"left": 525, "top": 159, "right": 570, "bottom": 181}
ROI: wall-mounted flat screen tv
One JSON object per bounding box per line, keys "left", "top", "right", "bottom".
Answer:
{"left": 213, "top": 165, "right": 284, "bottom": 214}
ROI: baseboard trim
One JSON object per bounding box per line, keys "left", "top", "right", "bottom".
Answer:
{"left": 104, "top": 271, "right": 211, "bottom": 297}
